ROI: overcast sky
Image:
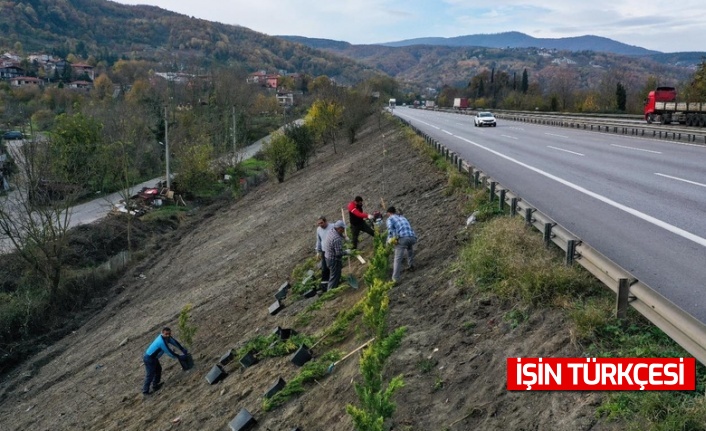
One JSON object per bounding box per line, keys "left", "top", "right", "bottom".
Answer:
{"left": 112, "top": 0, "right": 706, "bottom": 53}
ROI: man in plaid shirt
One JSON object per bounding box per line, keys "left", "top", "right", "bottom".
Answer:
{"left": 385, "top": 206, "right": 417, "bottom": 283}
{"left": 323, "top": 220, "right": 350, "bottom": 290}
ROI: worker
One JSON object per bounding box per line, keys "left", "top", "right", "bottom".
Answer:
{"left": 142, "top": 327, "right": 188, "bottom": 395}
{"left": 386, "top": 206, "right": 417, "bottom": 284}
{"left": 323, "top": 220, "right": 350, "bottom": 290}
{"left": 347, "top": 196, "right": 375, "bottom": 249}
{"left": 315, "top": 216, "right": 334, "bottom": 290}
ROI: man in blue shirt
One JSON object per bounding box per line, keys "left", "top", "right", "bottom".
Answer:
{"left": 386, "top": 206, "right": 418, "bottom": 283}
{"left": 142, "top": 327, "right": 188, "bottom": 395}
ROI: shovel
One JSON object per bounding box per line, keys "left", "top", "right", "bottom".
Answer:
{"left": 327, "top": 337, "right": 375, "bottom": 374}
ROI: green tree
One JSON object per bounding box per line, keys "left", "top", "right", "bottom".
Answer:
{"left": 284, "top": 123, "right": 315, "bottom": 170}
{"left": 263, "top": 133, "right": 296, "bottom": 183}
{"left": 51, "top": 113, "right": 103, "bottom": 188}
{"left": 616, "top": 83, "right": 627, "bottom": 112}
{"left": 342, "top": 90, "right": 372, "bottom": 144}
{"left": 521, "top": 68, "right": 529, "bottom": 94}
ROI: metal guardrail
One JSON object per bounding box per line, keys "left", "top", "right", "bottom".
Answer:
{"left": 399, "top": 117, "right": 706, "bottom": 365}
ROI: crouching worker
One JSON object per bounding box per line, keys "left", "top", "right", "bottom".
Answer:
{"left": 142, "top": 327, "right": 188, "bottom": 395}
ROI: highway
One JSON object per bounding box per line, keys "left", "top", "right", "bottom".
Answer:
{"left": 394, "top": 107, "right": 706, "bottom": 323}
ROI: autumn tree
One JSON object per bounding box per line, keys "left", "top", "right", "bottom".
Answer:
{"left": 342, "top": 90, "right": 373, "bottom": 144}
{"left": 93, "top": 73, "right": 114, "bottom": 100}
{"left": 687, "top": 60, "right": 706, "bottom": 100}
{"left": 305, "top": 99, "right": 343, "bottom": 153}
{"left": 283, "top": 123, "right": 315, "bottom": 170}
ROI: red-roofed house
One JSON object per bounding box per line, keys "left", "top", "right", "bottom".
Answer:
{"left": 71, "top": 63, "right": 95, "bottom": 80}
{"left": 10, "top": 76, "right": 42, "bottom": 87}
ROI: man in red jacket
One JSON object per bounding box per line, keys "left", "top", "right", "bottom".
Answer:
{"left": 347, "top": 196, "right": 375, "bottom": 249}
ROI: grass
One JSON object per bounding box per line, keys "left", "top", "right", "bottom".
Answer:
{"left": 455, "top": 188, "right": 706, "bottom": 430}
{"left": 140, "top": 205, "right": 188, "bottom": 223}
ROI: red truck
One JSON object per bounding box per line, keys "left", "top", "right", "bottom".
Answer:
{"left": 644, "top": 86, "right": 706, "bottom": 126}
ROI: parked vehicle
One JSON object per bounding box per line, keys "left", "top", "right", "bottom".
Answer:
{"left": 453, "top": 98, "right": 469, "bottom": 110}
{"left": 2, "top": 130, "right": 23, "bottom": 140}
{"left": 644, "top": 86, "right": 706, "bottom": 126}
{"left": 424, "top": 101, "right": 436, "bottom": 109}
{"left": 388, "top": 98, "right": 396, "bottom": 109}
{"left": 474, "top": 111, "right": 497, "bottom": 127}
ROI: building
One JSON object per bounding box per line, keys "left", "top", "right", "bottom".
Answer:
{"left": 10, "top": 76, "right": 42, "bottom": 87}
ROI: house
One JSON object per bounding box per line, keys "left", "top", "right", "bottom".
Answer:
{"left": 10, "top": 76, "right": 42, "bottom": 87}
{"left": 71, "top": 63, "right": 95, "bottom": 80}
{"left": 276, "top": 92, "right": 294, "bottom": 106}
{"left": 247, "top": 70, "right": 280, "bottom": 88}
{"left": 68, "top": 80, "right": 92, "bottom": 90}
{"left": 0, "top": 64, "right": 24, "bottom": 80}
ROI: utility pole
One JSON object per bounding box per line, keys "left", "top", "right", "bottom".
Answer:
{"left": 164, "top": 105, "right": 170, "bottom": 189}
{"left": 232, "top": 106, "right": 237, "bottom": 164}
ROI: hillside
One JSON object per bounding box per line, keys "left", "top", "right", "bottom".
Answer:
{"left": 0, "top": 114, "right": 618, "bottom": 430}
{"left": 380, "top": 31, "right": 659, "bottom": 56}
{"left": 0, "top": 0, "right": 378, "bottom": 83}
{"left": 279, "top": 38, "right": 694, "bottom": 90}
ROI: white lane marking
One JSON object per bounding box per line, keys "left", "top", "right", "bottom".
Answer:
{"left": 611, "top": 144, "right": 662, "bottom": 154}
{"left": 547, "top": 146, "right": 585, "bottom": 156}
{"left": 454, "top": 135, "right": 706, "bottom": 248}
{"left": 501, "top": 135, "right": 518, "bottom": 140}
{"left": 442, "top": 130, "right": 453, "bottom": 135}
{"left": 545, "top": 133, "right": 569, "bottom": 138}
{"left": 655, "top": 173, "right": 706, "bottom": 189}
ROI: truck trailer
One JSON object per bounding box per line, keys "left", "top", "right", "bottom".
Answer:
{"left": 644, "top": 86, "right": 706, "bottom": 127}
{"left": 453, "top": 98, "right": 469, "bottom": 110}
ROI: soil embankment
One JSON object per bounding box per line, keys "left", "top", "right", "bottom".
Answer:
{"left": 0, "top": 114, "right": 612, "bottom": 430}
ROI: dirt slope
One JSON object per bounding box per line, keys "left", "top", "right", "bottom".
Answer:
{"left": 0, "top": 114, "right": 616, "bottom": 431}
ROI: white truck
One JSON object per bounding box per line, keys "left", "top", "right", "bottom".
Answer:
{"left": 388, "top": 98, "right": 396, "bottom": 109}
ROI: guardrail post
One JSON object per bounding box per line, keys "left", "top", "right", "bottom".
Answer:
{"left": 524, "top": 208, "right": 534, "bottom": 226}
{"left": 473, "top": 171, "right": 480, "bottom": 188}
{"left": 458, "top": 158, "right": 463, "bottom": 172}
{"left": 616, "top": 278, "right": 630, "bottom": 319}
{"left": 499, "top": 189, "right": 506, "bottom": 211}
{"left": 510, "top": 198, "right": 518, "bottom": 216}
{"left": 543, "top": 223, "right": 553, "bottom": 247}
{"left": 489, "top": 181, "right": 496, "bottom": 201}
{"left": 565, "top": 240, "right": 576, "bottom": 266}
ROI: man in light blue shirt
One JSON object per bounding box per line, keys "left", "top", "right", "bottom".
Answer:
{"left": 386, "top": 206, "right": 417, "bottom": 283}
{"left": 142, "top": 327, "right": 188, "bottom": 395}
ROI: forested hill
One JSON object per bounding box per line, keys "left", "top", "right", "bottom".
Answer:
{"left": 0, "top": 0, "right": 378, "bottom": 83}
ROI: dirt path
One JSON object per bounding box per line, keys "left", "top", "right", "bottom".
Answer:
{"left": 0, "top": 114, "right": 616, "bottom": 431}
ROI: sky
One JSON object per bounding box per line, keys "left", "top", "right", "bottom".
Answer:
{"left": 112, "top": 0, "right": 706, "bottom": 53}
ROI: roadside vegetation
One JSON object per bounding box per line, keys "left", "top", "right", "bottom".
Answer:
{"left": 406, "top": 120, "right": 706, "bottom": 431}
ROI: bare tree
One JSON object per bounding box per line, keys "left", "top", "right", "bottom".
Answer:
{"left": 0, "top": 132, "right": 77, "bottom": 301}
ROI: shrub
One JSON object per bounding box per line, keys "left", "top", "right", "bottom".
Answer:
{"left": 283, "top": 123, "right": 315, "bottom": 170}
{"left": 178, "top": 304, "right": 197, "bottom": 348}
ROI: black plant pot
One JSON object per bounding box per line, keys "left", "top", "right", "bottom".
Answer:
{"left": 205, "top": 364, "right": 227, "bottom": 385}
{"left": 264, "top": 376, "right": 286, "bottom": 399}
{"left": 290, "top": 344, "right": 312, "bottom": 367}
{"left": 269, "top": 299, "right": 284, "bottom": 315}
{"left": 228, "top": 408, "right": 257, "bottom": 431}
{"left": 239, "top": 350, "right": 258, "bottom": 368}
{"left": 219, "top": 350, "right": 234, "bottom": 366}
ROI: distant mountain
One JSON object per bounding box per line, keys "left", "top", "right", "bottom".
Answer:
{"left": 0, "top": 0, "right": 377, "bottom": 84}
{"left": 381, "top": 32, "right": 659, "bottom": 56}
{"left": 280, "top": 35, "right": 694, "bottom": 91}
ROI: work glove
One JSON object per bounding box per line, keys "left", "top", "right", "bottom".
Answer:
{"left": 343, "top": 249, "right": 352, "bottom": 255}
{"left": 367, "top": 214, "right": 375, "bottom": 220}
{"left": 315, "top": 252, "right": 322, "bottom": 261}
{"left": 387, "top": 237, "right": 398, "bottom": 246}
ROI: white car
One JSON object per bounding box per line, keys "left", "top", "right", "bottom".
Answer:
{"left": 474, "top": 111, "right": 497, "bottom": 127}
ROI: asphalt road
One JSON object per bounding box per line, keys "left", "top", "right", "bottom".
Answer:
{"left": 394, "top": 107, "right": 706, "bottom": 323}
